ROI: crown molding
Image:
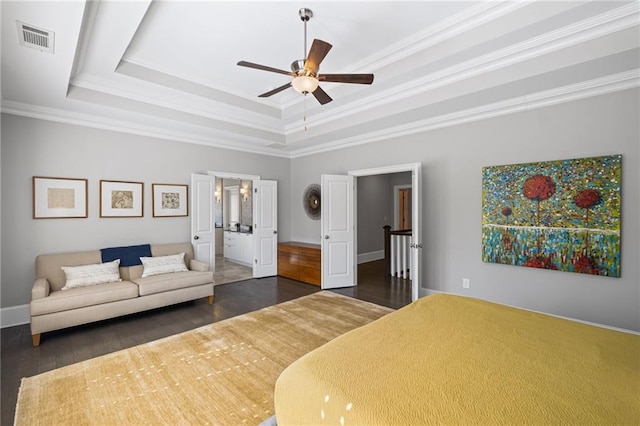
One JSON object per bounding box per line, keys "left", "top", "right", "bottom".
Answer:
{"left": 70, "top": 73, "right": 285, "bottom": 135}
{"left": 0, "top": 100, "right": 291, "bottom": 158}
{"left": 348, "top": 0, "right": 528, "bottom": 73}
{"left": 117, "top": 56, "right": 284, "bottom": 113}
{"left": 288, "top": 70, "right": 640, "bottom": 158}
{"left": 3, "top": 70, "right": 637, "bottom": 160}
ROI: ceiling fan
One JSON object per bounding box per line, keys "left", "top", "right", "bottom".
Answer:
{"left": 237, "top": 8, "right": 374, "bottom": 105}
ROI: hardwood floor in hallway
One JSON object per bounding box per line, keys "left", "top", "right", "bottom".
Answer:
{"left": 334, "top": 259, "right": 413, "bottom": 309}
{"left": 0, "top": 260, "right": 411, "bottom": 425}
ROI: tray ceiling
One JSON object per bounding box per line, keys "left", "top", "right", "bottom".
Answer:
{"left": 2, "top": 1, "right": 638, "bottom": 158}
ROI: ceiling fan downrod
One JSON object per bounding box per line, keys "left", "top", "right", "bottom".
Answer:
{"left": 299, "top": 8, "right": 313, "bottom": 62}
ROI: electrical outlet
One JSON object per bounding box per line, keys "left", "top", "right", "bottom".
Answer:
{"left": 463, "top": 278, "right": 470, "bottom": 289}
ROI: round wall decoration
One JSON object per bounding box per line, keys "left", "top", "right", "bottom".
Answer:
{"left": 303, "top": 184, "right": 321, "bottom": 220}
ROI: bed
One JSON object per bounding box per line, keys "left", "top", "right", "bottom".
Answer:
{"left": 274, "top": 293, "right": 639, "bottom": 425}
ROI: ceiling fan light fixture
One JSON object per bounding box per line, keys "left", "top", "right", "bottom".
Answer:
{"left": 292, "top": 75, "right": 319, "bottom": 94}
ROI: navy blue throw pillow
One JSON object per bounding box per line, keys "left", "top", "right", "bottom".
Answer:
{"left": 100, "top": 244, "right": 152, "bottom": 267}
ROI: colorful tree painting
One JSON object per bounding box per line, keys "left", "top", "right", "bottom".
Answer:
{"left": 481, "top": 155, "right": 621, "bottom": 277}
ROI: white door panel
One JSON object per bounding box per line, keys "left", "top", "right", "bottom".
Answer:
{"left": 253, "top": 180, "right": 278, "bottom": 277}
{"left": 191, "top": 173, "right": 216, "bottom": 271}
{"left": 321, "top": 174, "right": 355, "bottom": 289}
{"left": 327, "top": 242, "right": 349, "bottom": 274}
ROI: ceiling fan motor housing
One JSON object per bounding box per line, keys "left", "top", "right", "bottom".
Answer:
{"left": 291, "top": 59, "right": 317, "bottom": 77}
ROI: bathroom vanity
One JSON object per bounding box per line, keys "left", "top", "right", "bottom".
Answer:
{"left": 223, "top": 230, "right": 253, "bottom": 266}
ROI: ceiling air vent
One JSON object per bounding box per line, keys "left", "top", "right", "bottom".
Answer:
{"left": 16, "top": 21, "right": 54, "bottom": 54}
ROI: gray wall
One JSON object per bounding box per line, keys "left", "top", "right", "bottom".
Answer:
{"left": 2, "top": 89, "right": 638, "bottom": 332}
{"left": 0, "top": 114, "right": 291, "bottom": 308}
{"left": 289, "top": 89, "right": 639, "bottom": 331}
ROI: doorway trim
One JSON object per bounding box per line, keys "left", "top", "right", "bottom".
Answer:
{"left": 207, "top": 171, "right": 261, "bottom": 180}
{"left": 348, "top": 162, "right": 421, "bottom": 301}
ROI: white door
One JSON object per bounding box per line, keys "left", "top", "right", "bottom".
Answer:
{"left": 253, "top": 179, "right": 278, "bottom": 278}
{"left": 321, "top": 174, "right": 356, "bottom": 289}
{"left": 191, "top": 173, "right": 216, "bottom": 271}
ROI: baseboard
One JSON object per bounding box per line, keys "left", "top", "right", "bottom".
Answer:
{"left": 418, "top": 287, "right": 445, "bottom": 297}
{"left": 357, "top": 250, "right": 384, "bottom": 264}
{"left": 1, "top": 304, "right": 30, "bottom": 328}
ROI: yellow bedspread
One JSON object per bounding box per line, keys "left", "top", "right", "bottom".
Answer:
{"left": 275, "top": 293, "right": 639, "bottom": 425}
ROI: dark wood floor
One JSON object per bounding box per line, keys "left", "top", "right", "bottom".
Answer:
{"left": 0, "top": 260, "right": 410, "bottom": 425}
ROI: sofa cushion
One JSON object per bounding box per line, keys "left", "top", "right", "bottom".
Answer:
{"left": 30, "top": 281, "right": 138, "bottom": 316}
{"left": 140, "top": 253, "right": 188, "bottom": 277}
{"left": 133, "top": 271, "right": 213, "bottom": 296}
{"left": 61, "top": 259, "right": 122, "bottom": 290}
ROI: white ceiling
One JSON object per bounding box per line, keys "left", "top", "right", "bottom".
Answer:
{"left": 2, "top": 1, "right": 639, "bottom": 158}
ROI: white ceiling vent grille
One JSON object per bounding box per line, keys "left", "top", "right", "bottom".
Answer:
{"left": 16, "top": 21, "right": 54, "bottom": 54}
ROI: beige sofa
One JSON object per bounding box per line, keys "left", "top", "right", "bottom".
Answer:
{"left": 30, "top": 242, "right": 214, "bottom": 347}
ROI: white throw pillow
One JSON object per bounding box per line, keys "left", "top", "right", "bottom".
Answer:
{"left": 140, "top": 253, "right": 188, "bottom": 277}
{"left": 61, "top": 259, "right": 122, "bottom": 290}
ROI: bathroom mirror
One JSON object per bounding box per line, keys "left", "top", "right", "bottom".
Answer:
{"left": 223, "top": 183, "right": 240, "bottom": 229}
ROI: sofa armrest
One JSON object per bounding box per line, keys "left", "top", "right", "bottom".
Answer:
{"left": 189, "top": 259, "right": 210, "bottom": 272}
{"left": 32, "top": 278, "right": 50, "bottom": 300}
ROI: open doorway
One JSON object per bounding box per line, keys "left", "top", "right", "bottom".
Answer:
{"left": 356, "top": 173, "right": 412, "bottom": 304}
{"left": 214, "top": 177, "right": 254, "bottom": 285}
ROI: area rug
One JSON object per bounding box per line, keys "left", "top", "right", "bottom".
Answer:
{"left": 15, "top": 292, "right": 393, "bottom": 425}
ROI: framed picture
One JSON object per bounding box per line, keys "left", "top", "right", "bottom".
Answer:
{"left": 152, "top": 183, "right": 188, "bottom": 217}
{"left": 33, "top": 176, "right": 88, "bottom": 219}
{"left": 100, "top": 180, "right": 143, "bottom": 217}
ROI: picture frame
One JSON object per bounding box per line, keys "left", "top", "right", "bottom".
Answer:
{"left": 152, "top": 183, "right": 188, "bottom": 217}
{"left": 33, "top": 176, "right": 88, "bottom": 219}
{"left": 100, "top": 180, "right": 144, "bottom": 217}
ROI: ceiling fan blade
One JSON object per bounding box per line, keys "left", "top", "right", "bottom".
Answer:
{"left": 312, "top": 85, "right": 332, "bottom": 105}
{"left": 237, "top": 61, "right": 294, "bottom": 76}
{"left": 258, "top": 82, "right": 292, "bottom": 98}
{"left": 319, "top": 74, "right": 374, "bottom": 84}
{"left": 304, "top": 39, "right": 332, "bottom": 74}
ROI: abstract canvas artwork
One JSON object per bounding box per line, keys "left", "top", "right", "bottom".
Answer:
{"left": 482, "top": 155, "right": 621, "bottom": 277}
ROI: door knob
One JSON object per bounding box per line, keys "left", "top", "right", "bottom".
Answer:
{"left": 324, "top": 235, "right": 330, "bottom": 239}
{"left": 194, "top": 235, "right": 199, "bottom": 240}
{"left": 273, "top": 230, "right": 278, "bottom": 234}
